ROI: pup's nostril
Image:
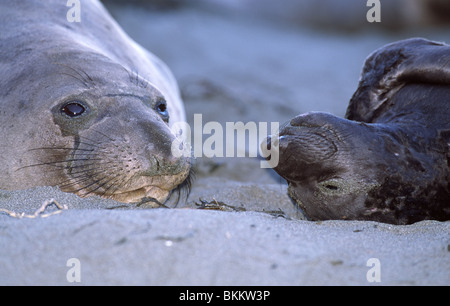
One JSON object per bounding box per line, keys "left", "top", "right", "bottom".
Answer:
{"left": 266, "top": 136, "right": 272, "bottom": 150}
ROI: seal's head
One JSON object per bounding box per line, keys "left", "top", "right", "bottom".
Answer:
{"left": 262, "top": 38, "right": 450, "bottom": 224}
{"left": 14, "top": 54, "right": 191, "bottom": 204}
{"left": 264, "top": 103, "right": 449, "bottom": 224}
{"left": 0, "top": 0, "right": 192, "bottom": 204}
{"left": 264, "top": 112, "right": 384, "bottom": 221}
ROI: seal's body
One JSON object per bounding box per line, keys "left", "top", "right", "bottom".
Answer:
{"left": 264, "top": 38, "right": 450, "bottom": 224}
{"left": 0, "top": 0, "right": 190, "bottom": 203}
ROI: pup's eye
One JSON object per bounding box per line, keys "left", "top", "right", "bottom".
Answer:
{"left": 154, "top": 100, "right": 169, "bottom": 121}
{"left": 61, "top": 102, "right": 86, "bottom": 117}
{"left": 324, "top": 184, "right": 339, "bottom": 191}
{"left": 318, "top": 178, "right": 343, "bottom": 194}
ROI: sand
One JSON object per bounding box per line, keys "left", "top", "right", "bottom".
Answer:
{"left": 0, "top": 2, "right": 449, "bottom": 285}
{"left": 0, "top": 186, "right": 448, "bottom": 285}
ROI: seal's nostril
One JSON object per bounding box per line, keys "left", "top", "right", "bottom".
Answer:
{"left": 266, "top": 136, "right": 272, "bottom": 150}
{"left": 265, "top": 135, "right": 284, "bottom": 151}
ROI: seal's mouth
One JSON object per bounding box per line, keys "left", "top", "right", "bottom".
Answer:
{"left": 103, "top": 166, "right": 193, "bottom": 204}
{"left": 109, "top": 185, "right": 170, "bottom": 204}
{"left": 65, "top": 170, "right": 190, "bottom": 205}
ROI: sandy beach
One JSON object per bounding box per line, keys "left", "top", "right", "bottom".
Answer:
{"left": 1, "top": 1, "right": 449, "bottom": 285}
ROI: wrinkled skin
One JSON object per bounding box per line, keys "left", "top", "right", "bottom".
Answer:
{"left": 0, "top": 0, "right": 191, "bottom": 204}
{"left": 263, "top": 38, "right": 450, "bottom": 224}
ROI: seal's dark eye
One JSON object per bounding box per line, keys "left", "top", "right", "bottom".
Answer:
{"left": 154, "top": 100, "right": 169, "bottom": 121}
{"left": 324, "top": 184, "right": 339, "bottom": 191}
{"left": 318, "top": 179, "right": 343, "bottom": 194}
{"left": 61, "top": 102, "right": 85, "bottom": 117}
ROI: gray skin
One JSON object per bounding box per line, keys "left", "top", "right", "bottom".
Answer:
{"left": 263, "top": 38, "right": 450, "bottom": 224}
{"left": 0, "top": 0, "right": 191, "bottom": 204}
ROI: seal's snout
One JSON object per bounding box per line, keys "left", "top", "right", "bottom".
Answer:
{"left": 263, "top": 112, "right": 343, "bottom": 183}
{"left": 142, "top": 135, "right": 190, "bottom": 177}
{"left": 149, "top": 153, "right": 190, "bottom": 177}
{"left": 262, "top": 134, "right": 287, "bottom": 158}
{"left": 261, "top": 134, "right": 284, "bottom": 160}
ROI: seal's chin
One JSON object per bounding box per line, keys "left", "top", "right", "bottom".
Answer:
{"left": 105, "top": 168, "right": 191, "bottom": 204}
{"left": 109, "top": 185, "right": 170, "bottom": 204}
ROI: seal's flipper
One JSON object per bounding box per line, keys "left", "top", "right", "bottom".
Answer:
{"left": 346, "top": 38, "right": 450, "bottom": 122}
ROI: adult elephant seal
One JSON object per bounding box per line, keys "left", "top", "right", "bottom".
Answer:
{"left": 263, "top": 38, "right": 450, "bottom": 224}
{"left": 0, "top": 0, "right": 191, "bottom": 204}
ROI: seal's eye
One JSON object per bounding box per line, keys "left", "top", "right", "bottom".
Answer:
{"left": 61, "top": 102, "right": 86, "bottom": 117}
{"left": 318, "top": 178, "right": 342, "bottom": 194}
{"left": 154, "top": 100, "right": 169, "bottom": 122}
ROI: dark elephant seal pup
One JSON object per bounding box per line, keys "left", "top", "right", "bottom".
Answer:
{"left": 0, "top": 0, "right": 191, "bottom": 204}
{"left": 263, "top": 38, "right": 450, "bottom": 224}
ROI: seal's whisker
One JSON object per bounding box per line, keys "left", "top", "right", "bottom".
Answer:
{"left": 27, "top": 147, "right": 92, "bottom": 152}
{"left": 58, "top": 168, "right": 120, "bottom": 191}
{"left": 284, "top": 151, "right": 295, "bottom": 164}
{"left": 54, "top": 63, "right": 95, "bottom": 88}
{"left": 134, "top": 70, "right": 139, "bottom": 86}
{"left": 67, "top": 162, "right": 120, "bottom": 173}
{"left": 76, "top": 133, "right": 118, "bottom": 147}
{"left": 168, "top": 167, "right": 195, "bottom": 207}
{"left": 78, "top": 67, "right": 95, "bottom": 85}
{"left": 26, "top": 153, "right": 102, "bottom": 161}
{"left": 103, "top": 172, "right": 136, "bottom": 198}
{"left": 58, "top": 176, "right": 91, "bottom": 190}
{"left": 182, "top": 167, "right": 195, "bottom": 197}
{"left": 16, "top": 160, "right": 79, "bottom": 171}
{"left": 59, "top": 162, "right": 122, "bottom": 182}
{"left": 71, "top": 173, "right": 116, "bottom": 196}
{"left": 97, "top": 177, "right": 123, "bottom": 198}
{"left": 123, "top": 65, "right": 138, "bottom": 87}
{"left": 17, "top": 158, "right": 104, "bottom": 170}
{"left": 20, "top": 163, "right": 73, "bottom": 172}
{"left": 91, "top": 129, "right": 116, "bottom": 142}
{"left": 56, "top": 72, "right": 90, "bottom": 88}
{"left": 74, "top": 140, "right": 108, "bottom": 150}
{"left": 26, "top": 160, "right": 117, "bottom": 175}
{"left": 127, "top": 68, "right": 149, "bottom": 90}
{"left": 66, "top": 153, "right": 102, "bottom": 158}
{"left": 18, "top": 153, "right": 104, "bottom": 170}
{"left": 76, "top": 171, "right": 126, "bottom": 198}
{"left": 99, "top": 172, "right": 135, "bottom": 198}
{"left": 73, "top": 140, "right": 119, "bottom": 155}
